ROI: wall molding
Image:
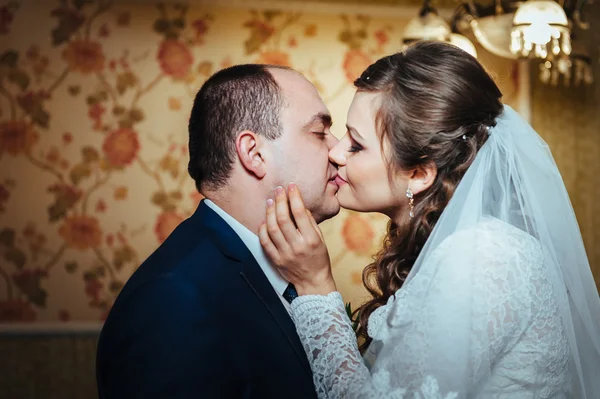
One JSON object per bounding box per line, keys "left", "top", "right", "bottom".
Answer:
{"left": 0, "top": 323, "right": 102, "bottom": 336}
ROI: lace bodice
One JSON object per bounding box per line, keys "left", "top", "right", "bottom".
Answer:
{"left": 291, "top": 217, "right": 571, "bottom": 398}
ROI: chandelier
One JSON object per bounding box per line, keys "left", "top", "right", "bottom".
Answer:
{"left": 539, "top": 40, "right": 594, "bottom": 85}
{"left": 510, "top": 0, "right": 571, "bottom": 59}
{"left": 403, "top": 0, "right": 594, "bottom": 86}
{"left": 402, "top": 0, "right": 479, "bottom": 58}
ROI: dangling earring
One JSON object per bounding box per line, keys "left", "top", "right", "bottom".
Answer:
{"left": 406, "top": 187, "right": 415, "bottom": 219}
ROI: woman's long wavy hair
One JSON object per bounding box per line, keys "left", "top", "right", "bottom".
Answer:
{"left": 354, "top": 41, "right": 504, "bottom": 352}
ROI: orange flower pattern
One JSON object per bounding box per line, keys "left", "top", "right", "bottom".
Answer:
{"left": 85, "top": 278, "right": 104, "bottom": 305}
{"left": 157, "top": 39, "right": 194, "bottom": 79}
{"left": 102, "top": 128, "right": 140, "bottom": 167}
{"left": 0, "top": 120, "right": 39, "bottom": 156}
{"left": 342, "top": 49, "right": 372, "bottom": 83}
{"left": 342, "top": 214, "right": 375, "bottom": 256}
{"left": 154, "top": 211, "right": 185, "bottom": 243}
{"left": 59, "top": 215, "right": 103, "bottom": 250}
{"left": 0, "top": 299, "right": 36, "bottom": 322}
{"left": 256, "top": 51, "right": 291, "bottom": 67}
{"left": 62, "top": 40, "right": 105, "bottom": 74}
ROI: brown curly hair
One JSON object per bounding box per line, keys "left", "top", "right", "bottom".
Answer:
{"left": 353, "top": 41, "right": 504, "bottom": 352}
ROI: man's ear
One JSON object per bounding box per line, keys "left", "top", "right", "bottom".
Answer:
{"left": 236, "top": 130, "right": 267, "bottom": 179}
{"left": 408, "top": 161, "right": 437, "bottom": 195}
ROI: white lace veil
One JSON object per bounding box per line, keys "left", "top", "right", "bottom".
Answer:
{"left": 367, "top": 105, "right": 600, "bottom": 397}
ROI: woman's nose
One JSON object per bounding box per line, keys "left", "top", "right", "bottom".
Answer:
{"left": 329, "top": 138, "right": 347, "bottom": 166}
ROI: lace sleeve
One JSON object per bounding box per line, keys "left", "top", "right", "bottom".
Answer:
{"left": 291, "top": 293, "right": 367, "bottom": 398}
{"left": 291, "top": 293, "right": 455, "bottom": 399}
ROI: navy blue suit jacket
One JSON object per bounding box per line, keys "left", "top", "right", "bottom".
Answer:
{"left": 96, "top": 200, "right": 317, "bottom": 398}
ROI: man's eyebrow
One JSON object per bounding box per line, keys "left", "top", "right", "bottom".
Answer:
{"left": 303, "top": 112, "right": 333, "bottom": 130}
{"left": 346, "top": 124, "right": 364, "bottom": 141}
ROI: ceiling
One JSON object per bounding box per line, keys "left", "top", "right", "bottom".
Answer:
{"left": 280, "top": 0, "right": 457, "bottom": 6}
{"left": 119, "top": 0, "right": 462, "bottom": 10}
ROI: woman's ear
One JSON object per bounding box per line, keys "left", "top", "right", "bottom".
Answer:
{"left": 409, "top": 162, "right": 437, "bottom": 195}
{"left": 236, "top": 131, "right": 267, "bottom": 179}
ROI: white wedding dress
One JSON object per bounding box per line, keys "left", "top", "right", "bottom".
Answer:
{"left": 291, "top": 217, "right": 571, "bottom": 398}
{"left": 288, "top": 106, "right": 600, "bottom": 398}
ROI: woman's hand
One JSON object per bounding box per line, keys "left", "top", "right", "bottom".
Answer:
{"left": 259, "top": 183, "right": 337, "bottom": 296}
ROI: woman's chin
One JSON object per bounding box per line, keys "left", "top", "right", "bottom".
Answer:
{"left": 337, "top": 190, "right": 387, "bottom": 214}
{"left": 337, "top": 191, "right": 364, "bottom": 212}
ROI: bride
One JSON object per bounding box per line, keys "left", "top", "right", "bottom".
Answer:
{"left": 258, "top": 41, "right": 600, "bottom": 398}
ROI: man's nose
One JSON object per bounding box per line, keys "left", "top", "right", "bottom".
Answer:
{"left": 326, "top": 132, "right": 340, "bottom": 150}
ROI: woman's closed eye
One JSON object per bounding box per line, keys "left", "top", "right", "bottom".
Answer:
{"left": 348, "top": 138, "right": 363, "bottom": 153}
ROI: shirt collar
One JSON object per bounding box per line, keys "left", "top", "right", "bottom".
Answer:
{"left": 204, "top": 199, "right": 289, "bottom": 296}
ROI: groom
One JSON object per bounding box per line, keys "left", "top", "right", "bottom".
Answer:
{"left": 96, "top": 64, "right": 340, "bottom": 398}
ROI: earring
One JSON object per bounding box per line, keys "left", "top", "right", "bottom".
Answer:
{"left": 406, "top": 187, "right": 414, "bottom": 219}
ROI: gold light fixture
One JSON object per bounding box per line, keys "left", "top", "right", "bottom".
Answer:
{"left": 403, "top": 11, "right": 452, "bottom": 43}
{"left": 403, "top": 0, "right": 478, "bottom": 58}
{"left": 448, "top": 0, "right": 593, "bottom": 86}
{"left": 449, "top": 33, "right": 479, "bottom": 57}
{"left": 539, "top": 40, "right": 594, "bottom": 86}
{"left": 471, "top": 12, "right": 518, "bottom": 58}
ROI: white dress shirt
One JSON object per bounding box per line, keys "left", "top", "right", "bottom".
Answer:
{"left": 204, "top": 199, "right": 292, "bottom": 314}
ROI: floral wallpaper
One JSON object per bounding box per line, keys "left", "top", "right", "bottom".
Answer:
{"left": 0, "top": 0, "right": 529, "bottom": 325}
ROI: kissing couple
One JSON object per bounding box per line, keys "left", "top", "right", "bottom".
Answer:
{"left": 97, "top": 42, "right": 600, "bottom": 399}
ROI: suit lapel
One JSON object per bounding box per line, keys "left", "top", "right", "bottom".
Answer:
{"left": 192, "top": 200, "right": 313, "bottom": 377}
{"left": 239, "top": 258, "right": 312, "bottom": 376}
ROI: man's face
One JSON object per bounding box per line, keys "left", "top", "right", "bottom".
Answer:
{"left": 267, "top": 69, "right": 340, "bottom": 223}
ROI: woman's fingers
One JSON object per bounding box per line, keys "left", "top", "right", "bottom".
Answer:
{"left": 288, "top": 184, "right": 320, "bottom": 244}
{"left": 265, "top": 197, "right": 291, "bottom": 253}
{"left": 307, "top": 209, "right": 324, "bottom": 241}
{"left": 274, "top": 186, "right": 299, "bottom": 242}
{"left": 264, "top": 183, "right": 325, "bottom": 263}
{"left": 258, "top": 222, "right": 280, "bottom": 265}
{"left": 260, "top": 184, "right": 335, "bottom": 296}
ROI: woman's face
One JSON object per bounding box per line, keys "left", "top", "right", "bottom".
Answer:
{"left": 330, "top": 91, "right": 408, "bottom": 217}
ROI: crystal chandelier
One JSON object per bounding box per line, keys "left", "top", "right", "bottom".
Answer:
{"left": 510, "top": 0, "right": 571, "bottom": 59}
{"left": 449, "top": 0, "right": 593, "bottom": 86}
{"left": 539, "top": 41, "right": 594, "bottom": 85}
